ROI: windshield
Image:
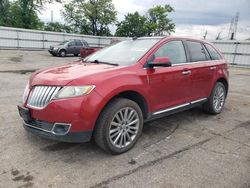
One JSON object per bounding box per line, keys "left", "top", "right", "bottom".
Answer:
{"left": 58, "top": 41, "right": 68, "bottom": 45}
{"left": 84, "top": 38, "right": 161, "bottom": 66}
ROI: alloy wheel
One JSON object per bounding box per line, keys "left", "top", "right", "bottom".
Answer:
{"left": 213, "top": 85, "right": 225, "bottom": 112}
{"left": 109, "top": 107, "right": 140, "bottom": 148}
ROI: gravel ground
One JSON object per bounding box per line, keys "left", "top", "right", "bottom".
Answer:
{"left": 0, "top": 50, "right": 249, "bottom": 188}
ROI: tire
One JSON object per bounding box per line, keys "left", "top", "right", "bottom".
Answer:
{"left": 94, "top": 98, "right": 143, "bottom": 154}
{"left": 203, "top": 82, "right": 226, "bottom": 114}
{"left": 59, "top": 50, "right": 66, "bottom": 57}
{"left": 74, "top": 54, "right": 78, "bottom": 57}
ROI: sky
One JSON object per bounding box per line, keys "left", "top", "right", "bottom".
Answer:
{"left": 39, "top": 0, "right": 250, "bottom": 40}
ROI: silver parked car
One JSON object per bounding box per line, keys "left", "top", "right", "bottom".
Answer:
{"left": 48, "top": 39, "right": 90, "bottom": 57}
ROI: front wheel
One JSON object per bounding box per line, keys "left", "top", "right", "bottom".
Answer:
{"left": 59, "top": 50, "right": 66, "bottom": 57}
{"left": 94, "top": 98, "right": 143, "bottom": 154}
{"left": 203, "top": 82, "right": 226, "bottom": 114}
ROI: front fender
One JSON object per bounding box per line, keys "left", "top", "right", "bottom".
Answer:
{"left": 93, "top": 73, "right": 151, "bottom": 114}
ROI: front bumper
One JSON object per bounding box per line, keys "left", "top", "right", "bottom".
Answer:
{"left": 23, "top": 120, "right": 92, "bottom": 143}
{"left": 17, "top": 89, "right": 104, "bottom": 142}
{"left": 48, "top": 49, "right": 57, "bottom": 55}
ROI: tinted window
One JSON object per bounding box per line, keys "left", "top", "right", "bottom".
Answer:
{"left": 204, "top": 43, "right": 221, "bottom": 60}
{"left": 68, "top": 41, "right": 75, "bottom": 46}
{"left": 186, "top": 41, "right": 208, "bottom": 62}
{"left": 153, "top": 41, "right": 187, "bottom": 64}
{"left": 82, "top": 40, "right": 89, "bottom": 47}
{"left": 76, "top": 41, "right": 83, "bottom": 46}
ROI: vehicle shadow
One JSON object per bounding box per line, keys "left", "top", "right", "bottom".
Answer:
{"left": 25, "top": 106, "right": 210, "bottom": 160}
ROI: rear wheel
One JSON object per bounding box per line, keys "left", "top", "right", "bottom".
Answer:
{"left": 203, "top": 82, "right": 226, "bottom": 114}
{"left": 59, "top": 50, "right": 66, "bottom": 57}
{"left": 94, "top": 98, "right": 143, "bottom": 154}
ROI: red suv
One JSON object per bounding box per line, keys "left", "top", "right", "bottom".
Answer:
{"left": 18, "top": 36, "right": 229, "bottom": 154}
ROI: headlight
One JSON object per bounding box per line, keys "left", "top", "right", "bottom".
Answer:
{"left": 53, "top": 85, "right": 95, "bottom": 99}
{"left": 22, "top": 82, "right": 30, "bottom": 103}
{"left": 53, "top": 48, "right": 58, "bottom": 51}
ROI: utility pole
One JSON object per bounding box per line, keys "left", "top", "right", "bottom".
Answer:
{"left": 228, "top": 12, "right": 240, "bottom": 40}
{"left": 203, "top": 31, "right": 208, "bottom": 39}
{"left": 228, "top": 18, "right": 234, "bottom": 39}
{"left": 233, "top": 12, "right": 240, "bottom": 39}
{"left": 216, "top": 32, "right": 221, "bottom": 40}
{"left": 51, "top": 10, "right": 54, "bottom": 23}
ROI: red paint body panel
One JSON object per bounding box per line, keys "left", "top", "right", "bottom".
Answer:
{"left": 80, "top": 47, "right": 101, "bottom": 58}
{"left": 21, "top": 36, "right": 229, "bottom": 142}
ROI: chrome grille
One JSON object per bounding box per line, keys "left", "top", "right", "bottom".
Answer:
{"left": 27, "top": 86, "right": 61, "bottom": 108}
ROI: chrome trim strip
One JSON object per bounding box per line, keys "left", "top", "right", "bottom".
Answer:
{"left": 152, "top": 98, "right": 207, "bottom": 115}
{"left": 27, "top": 86, "right": 61, "bottom": 109}
{"left": 144, "top": 61, "right": 208, "bottom": 69}
{"left": 52, "top": 123, "right": 72, "bottom": 136}
{"left": 24, "top": 121, "right": 52, "bottom": 133}
{"left": 153, "top": 103, "right": 190, "bottom": 115}
{"left": 23, "top": 121, "right": 71, "bottom": 136}
{"left": 171, "top": 61, "right": 207, "bottom": 66}
{"left": 190, "top": 98, "right": 207, "bottom": 104}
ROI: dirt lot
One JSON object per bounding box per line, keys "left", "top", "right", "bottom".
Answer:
{"left": 0, "top": 50, "right": 250, "bottom": 188}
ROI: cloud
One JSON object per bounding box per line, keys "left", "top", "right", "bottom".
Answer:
{"left": 174, "top": 21, "right": 250, "bottom": 40}
{"left": 38, "top": 0, "right": 250, "bottom": 39}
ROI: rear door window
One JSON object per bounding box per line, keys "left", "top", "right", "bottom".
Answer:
{"left": 186, "top": 41, "right": 208, "bottom": 62}
{"left": 68, "top": 41, "right": 76, "bottom": 46}
{"left": 76, "top": 41, "right": 83, "bottom": 46}
{"left": 204, "top": 43, "right": 222, "bottom": 60}
{"left": 153, "top": 40, "right": 187, "bottom": 65}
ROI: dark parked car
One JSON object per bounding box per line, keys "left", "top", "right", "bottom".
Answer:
{"left": 48, "top": 39, "right": 90, "bottom": 57}
{"left": 80, "top": 47, "right": 101, "bottom": 58}
{"left": 19, "top": 36, "right": 229, "bottom": 154}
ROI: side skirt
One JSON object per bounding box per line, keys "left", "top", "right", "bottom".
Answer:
{"left": 144, "top": 98, "right": 207, "bottom": 123}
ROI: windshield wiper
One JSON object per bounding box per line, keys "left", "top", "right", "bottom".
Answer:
{"left": 88, "top": 59, "right": 119, "bottom": 66}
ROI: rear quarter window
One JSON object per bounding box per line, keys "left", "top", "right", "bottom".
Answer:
{"left": 204, "top": 43, "right": 222, "bottom": 60}
{"left": 186, "top": 41, "right": 208, "bottom": 62}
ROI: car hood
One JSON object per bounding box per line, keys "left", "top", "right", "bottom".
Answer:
{"left": 30, "top": 61, "right": 120, "bottom": 86}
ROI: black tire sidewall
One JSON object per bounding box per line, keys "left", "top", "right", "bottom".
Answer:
{"left": 96, "top": 98, "right": 143, "bottom": 154}
{"left": 211, "top": 82, "right": 226, "bottom": 114}
{"left": 59, "top": 50, "right": 66, "bottom": 57}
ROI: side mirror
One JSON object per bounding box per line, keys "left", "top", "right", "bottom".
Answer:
{"left": 148, "top": 57, "right": 172, "bottom": 68}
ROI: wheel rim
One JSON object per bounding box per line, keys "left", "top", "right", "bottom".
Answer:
{"left": 109, "top": 107, "right": 140, "bottom": 148}
{"left": 213, "top": 85, "right": 225, "bottom": 112}
{"left": 61, "top": 51, "right": 65, "bottom": 56}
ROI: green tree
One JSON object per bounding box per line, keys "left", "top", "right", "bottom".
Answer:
{"left": 43, "top": 22, "right": 73, "bottom": 33}
{"left": 115, "top": 12, "right": 148, "bottom": 37}
{"left": 62, "top": 0, "right": 117, "bottom": 36}
{"left": 147, "top": 5, "right": 175, "bottom": 36}
{"left": 115, "top": 4, "right": 175, "bottom": 37}
{"left": 7, "top": 0, "right": 44, "bottom": 29}
{"left": 0, "top": 0, "right": 60, "bottom": 29}
{"left": 0, "top": 0, "right": 11, "bottom": 26}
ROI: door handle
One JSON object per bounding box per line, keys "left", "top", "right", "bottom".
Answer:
{"left": 210, "top": 66, "right": 216, "bottom": 70}
{"left": 182, "top": 70, "right": 192, "bottom": 75}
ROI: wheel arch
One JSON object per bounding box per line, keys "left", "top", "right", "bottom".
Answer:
{"left": 59, "top": 48, "right": 66, "bottom": 52}
{"left": 96, "top": 90, "right": 149, "bottom": 123}
{"left": 116, "top": 90, "right": 149, "bottom": 119}
{"left": 216, "top": 77, "right": 229, "bottom": 97}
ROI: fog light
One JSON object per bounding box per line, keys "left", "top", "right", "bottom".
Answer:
{"left": 52, "top": 123, "right": 71, "bottom": 135}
